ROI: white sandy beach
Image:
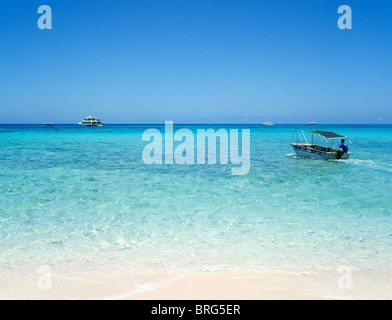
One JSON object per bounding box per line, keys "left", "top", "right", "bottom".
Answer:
{"left": 1, "top": 269, "right": 391, "bottom": 300}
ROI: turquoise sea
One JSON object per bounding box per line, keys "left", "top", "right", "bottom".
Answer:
{"left": 1, "top": 124, "right": 392, "bottom": 275}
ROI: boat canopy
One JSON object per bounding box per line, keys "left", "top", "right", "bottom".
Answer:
{"left": 306, "top": 130, "right": 348, "bottom": 140}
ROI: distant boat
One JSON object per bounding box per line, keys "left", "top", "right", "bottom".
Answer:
{"left": 42, "top": 123, "right": 54, "bottom": 128}
{"left": 78, "top": 116, "right": 104, "bottom": 127}
{"left": 261, "top": 121, "right": 275, "bottom": 126}
{"left": 307, "top": 122, "right": 317, "bottom": 125}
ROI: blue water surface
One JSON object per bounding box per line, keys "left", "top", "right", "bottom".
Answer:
{"left": 0, "top": 124, "right": 391, "bottom": 273}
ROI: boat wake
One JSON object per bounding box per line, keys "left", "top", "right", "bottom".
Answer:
{"left": 288, "top": 155, "right": 392, "bottom": 172}
{"left": 286, "top": 153, "right": 301, "bottom": 159}
{"left": 341, "top": 159, "right": 392, "bottom": 173}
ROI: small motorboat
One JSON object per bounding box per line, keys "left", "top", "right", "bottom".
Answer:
{"left": 306, "top": 122, "right": 317, "bottom": 125}
{"left": 261, "top": 121, "right": 275, "bottom": 126}
{"left": 42, "top": 123, "right": 54, "bottom": 128}
{"left": 291, "top": 130, "right": 351, "bottom": 160}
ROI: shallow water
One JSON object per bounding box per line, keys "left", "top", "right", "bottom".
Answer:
{"left": 0, "top": 124, "right": 391, "bottom": 274}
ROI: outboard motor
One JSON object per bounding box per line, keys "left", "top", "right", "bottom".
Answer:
{"left": 336, "top": 150, "right": 344, "bottom": 160}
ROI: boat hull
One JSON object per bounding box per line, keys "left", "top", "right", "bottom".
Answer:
{"left": 291, "top": 144, "right": 350, "bottom": 160}
{"left": 78, "top": 122, "right": 104, "bottom": 127}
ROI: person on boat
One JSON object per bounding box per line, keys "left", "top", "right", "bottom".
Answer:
{"left": 332, "top": 139, "right": 349, "bottom": 159}
{"left": 333, "top": 139, "right": 349, "bottom": 153}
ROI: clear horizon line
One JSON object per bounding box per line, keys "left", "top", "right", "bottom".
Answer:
{"left": 1, "top": 123, "right": 392, "bottom": 125}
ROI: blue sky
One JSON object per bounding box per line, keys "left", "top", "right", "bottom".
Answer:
{"left": 0, "top": 0, "right": 391, "bottom": 123}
